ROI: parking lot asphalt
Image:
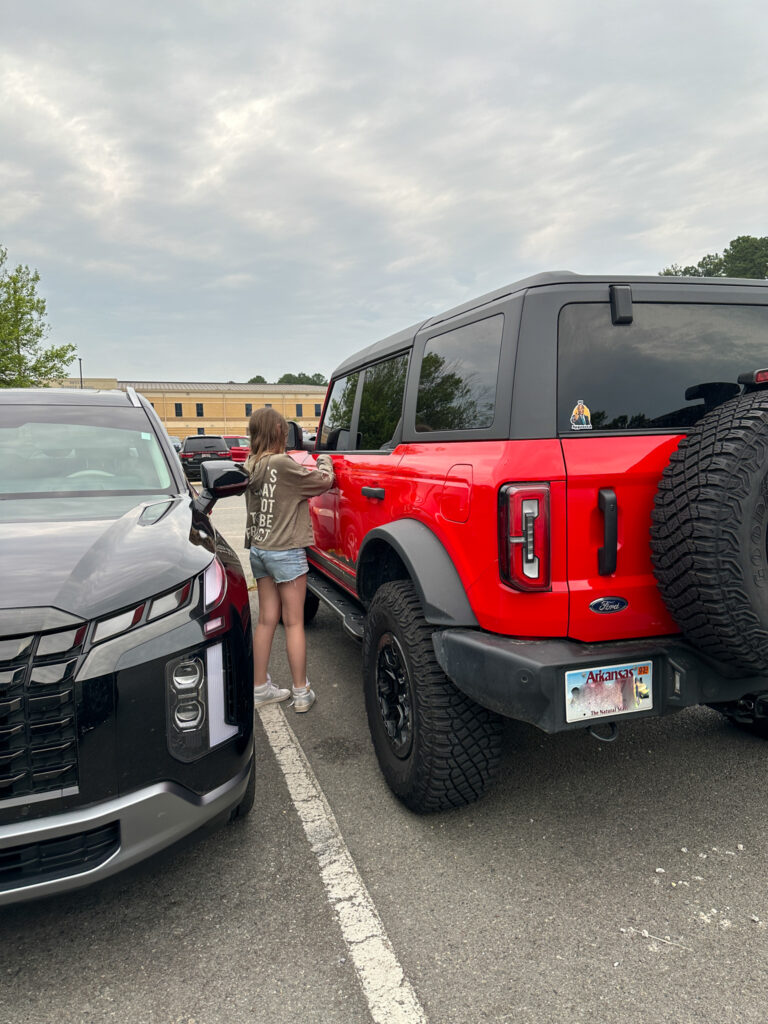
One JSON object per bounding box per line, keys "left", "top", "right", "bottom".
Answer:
{"left": 3, "top": 494, "right": 768, "bottom": 1023}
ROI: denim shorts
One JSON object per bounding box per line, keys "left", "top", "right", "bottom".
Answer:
{"left": 249, "top": 546, "right": 308, "bottom": 584}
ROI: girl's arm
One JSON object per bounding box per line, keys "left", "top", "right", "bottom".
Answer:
{"left": 283, "top": 453, "right": 335, "bottom": 496}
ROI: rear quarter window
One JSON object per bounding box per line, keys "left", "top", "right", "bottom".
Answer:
{"left": 415, "top": 314, "right": 503, "bottom": 432}
{"left": 557, "top": 302, "right": 768, "bottom": 433}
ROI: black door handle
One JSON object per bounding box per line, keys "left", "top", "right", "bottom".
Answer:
{"left": 361, "top": 486, "right": 385, "bottom": 500}
{"left": 598, "top": 488, "right": 617, "bottom": 576}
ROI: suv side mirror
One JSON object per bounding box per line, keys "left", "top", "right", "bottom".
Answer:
{"left": 194, "top": 461, "right": 249, "bottom": 514}
{"left": 286, "top": 421, "right": 304, "bottom": 451}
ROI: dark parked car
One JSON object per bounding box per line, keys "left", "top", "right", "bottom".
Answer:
{"left": 0, "top": 387, "right": 254, "bottom": 906}
{"left": 179, "top": 435, "right": 232, "bottom": 480}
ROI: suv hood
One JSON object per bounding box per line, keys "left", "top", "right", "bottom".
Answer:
{"left": 0, "top": 497, "right": 216, "bottom": 620}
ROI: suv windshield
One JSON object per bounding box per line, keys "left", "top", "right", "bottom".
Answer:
{"left": 225, "top": 437, "right": 249, "bottom": 448}
{"left": 0, "top": 406, "right": 173, "bottom": 498}
{"left": 558, "top": 302, "right": 768, "bottom": 432}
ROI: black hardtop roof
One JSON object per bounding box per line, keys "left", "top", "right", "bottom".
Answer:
{"left": 330, "top": 270, "right": 768, "bottom": 379}
{"left": 0, "top": 387, "right": 138, "bottom": 407}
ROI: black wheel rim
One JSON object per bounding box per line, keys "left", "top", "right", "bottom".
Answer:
{"left": 375, "top": 632, "right": 413, "bottom": 759}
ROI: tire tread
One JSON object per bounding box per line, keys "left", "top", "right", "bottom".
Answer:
{"left": 363, "top": 581, "right": 502, "bottom": 812}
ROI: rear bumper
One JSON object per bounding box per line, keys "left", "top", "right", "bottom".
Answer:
{"left": 0, "top": 760, "right": 252, "bottom": 907}
{"left": 433, "top": 629, "right": 766, "bottom": 733}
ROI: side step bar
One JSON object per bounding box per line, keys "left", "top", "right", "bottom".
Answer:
{"left": 307, "top": 568, "right": 366, "bottom": 641}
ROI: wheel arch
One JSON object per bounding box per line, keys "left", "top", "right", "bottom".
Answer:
{"left": 357, "top": 519, "right": 478, "bottom": 627}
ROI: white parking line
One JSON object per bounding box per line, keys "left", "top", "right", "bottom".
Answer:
{"left": 257, "top": 704, "right": 428, "bottom": 1024}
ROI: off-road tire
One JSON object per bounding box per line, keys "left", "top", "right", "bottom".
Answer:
{"left": 651, "top": 391, "right": 768, "bottom": 674}
{"left": 362, "top": 580, "right": 503, "bottom": 812}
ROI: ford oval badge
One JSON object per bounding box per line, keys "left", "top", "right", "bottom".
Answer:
{"left": 589, "top": 597, "right": 628, "bottom": 614}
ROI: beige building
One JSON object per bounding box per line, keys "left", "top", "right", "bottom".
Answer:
{"left": 62, "top": 379, "right": 328, "bottom": 439}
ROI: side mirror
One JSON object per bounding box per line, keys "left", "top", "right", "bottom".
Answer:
{"left": 286, "top": 421, "right": 304, "bottom": 451}
{"left": 194, "top": 461, "right": 249, "bottom": 514}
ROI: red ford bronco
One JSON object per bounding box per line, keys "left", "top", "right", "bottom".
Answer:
{"left": 292, "top": 272, "right": 768, "bottom": 812}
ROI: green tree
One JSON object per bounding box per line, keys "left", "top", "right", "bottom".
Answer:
{"left": 248, "top": 374, "right": 267, "bottom": 384}
{"left": 721, "top": 235, "right": 768, "bottom": 278}
{"left": 660, "top": 235, "right": 768, "bottom": 279}
{"left": 277, "top": 371, "right": 328, "bottom": 385}
{"left": 0, "top": 246, "right": 76, "bottom": 387}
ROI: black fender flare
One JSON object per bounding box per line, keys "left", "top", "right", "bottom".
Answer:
{"left": 357, "top": 519, "right": 478, "bottom": 628}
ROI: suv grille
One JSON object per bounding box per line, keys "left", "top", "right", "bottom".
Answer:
{"left": 0, "top": 821, "right": 120, "bottom": 892}
{"left": 0, "top": 626, "right": 85, "bottom": 803}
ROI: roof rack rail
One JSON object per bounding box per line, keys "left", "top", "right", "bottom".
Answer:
{"left": 125, "top": 386, "right": 142, "bottom": 408}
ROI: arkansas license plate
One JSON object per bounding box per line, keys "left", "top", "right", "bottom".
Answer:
{"left": 565, "top": 660, "right": 653, "bottom": 723}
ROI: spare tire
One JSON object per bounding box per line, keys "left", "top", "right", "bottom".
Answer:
{"left": 651, "top": 390, "right": 768, "bottom": 675}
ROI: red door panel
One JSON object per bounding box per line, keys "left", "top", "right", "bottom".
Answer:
{"left": 314, "top": 440, "right": 570, "bottom": 638}
{"left": 308, "top": 450, "right": 407, "bottom": 592}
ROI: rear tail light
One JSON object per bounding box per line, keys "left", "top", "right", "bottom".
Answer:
{"left": 499, "top": 483, "right": 551, "bottom": 591}
{"left": 180, "top": 452, "right": 193, "bottom": 459}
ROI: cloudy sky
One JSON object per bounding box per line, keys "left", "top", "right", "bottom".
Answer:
{"left": 2, "top": 0, "right": 766, "bottom": 383}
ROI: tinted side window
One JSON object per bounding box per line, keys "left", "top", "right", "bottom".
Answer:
{"left": 319, "top": 373, "right": 359, "bottom": 450}
{"left": 415, "top": 315, "right": 503, "bottom": 432}
{"left": 558, "top": 303, "right": 768, "bottom": 433}
{"left": 357, "top": 353, "right": 409, "bottom": 449}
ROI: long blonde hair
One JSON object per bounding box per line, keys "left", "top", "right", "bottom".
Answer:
{"left": 245, "top": 407, "right": 288, "bottom": 471}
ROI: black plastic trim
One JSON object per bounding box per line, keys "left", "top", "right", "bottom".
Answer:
{"left": 433, "top": 628, "right": 765, "bottom": 733}
{"left": 357, "top": 520, "right": 478, "bottom": 627}
{"left": 598, "top": 488, "right": 618, "bottom": 575}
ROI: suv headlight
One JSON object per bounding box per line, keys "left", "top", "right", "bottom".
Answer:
{"left": 92, "top": 580, "right": 193, "bottom": 644}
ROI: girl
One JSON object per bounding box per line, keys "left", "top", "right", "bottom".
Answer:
{"left": 244, "top": 407, "right": 334, "bottom": 712}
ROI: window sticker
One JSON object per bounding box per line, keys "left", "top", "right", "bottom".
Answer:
{"left": 569, "top": 399, "right": 592, "bottom": 430}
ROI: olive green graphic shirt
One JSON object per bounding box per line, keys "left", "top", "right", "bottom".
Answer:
{"left": 244, "top": 452, "right": 334, "bottom": 550}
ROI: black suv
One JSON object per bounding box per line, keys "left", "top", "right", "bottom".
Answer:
{"left": 0, "top": 387, "right": 254, "bottom": 905}
{"left": 179, "top": 435, "right": 232, "bottom": 480}
{"left": 300, "top": 271, "right": 768, "bottom": 812}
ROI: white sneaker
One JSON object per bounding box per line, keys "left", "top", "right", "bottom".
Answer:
{"left": 254, "top": 674, "right": 290, "bottom": 706}
{"left": 291, "top": 683, "right": 316, "bottom": 713}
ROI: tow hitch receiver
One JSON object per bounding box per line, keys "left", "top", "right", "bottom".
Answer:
{"left": 730, "top": 693, "right": 768, "bottom": 725}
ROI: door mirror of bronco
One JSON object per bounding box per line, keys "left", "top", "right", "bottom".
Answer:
{"left": 286, "top": 421, "right": 304, "bottom": 451}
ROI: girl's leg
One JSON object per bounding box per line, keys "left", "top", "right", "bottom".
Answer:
{"left": 253, "top": 575, "right": 281, "bottom": 685}
{"left": 277, "top": 574, "right": 308, "bottom": 690}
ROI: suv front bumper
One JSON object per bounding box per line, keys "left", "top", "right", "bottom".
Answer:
{"left": 0, "top": 761, "right": 252, "bottom": 907}
{"left": 433, "top": 629, "right": 766, "bottom": 733}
